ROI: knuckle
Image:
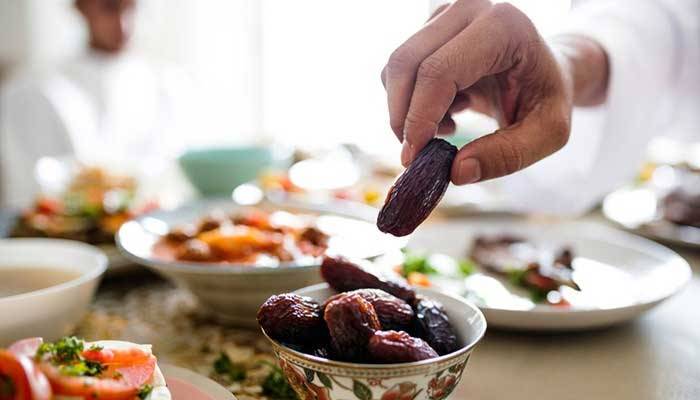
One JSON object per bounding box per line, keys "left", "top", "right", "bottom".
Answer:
{"left": 492, "top": 134, "right": 524, "bottom": 176}
{"left": 387, "top": 45, "right": 420, "bottom": 75}
{"left": 416, "top": 55, "right": 448, "bottom": 82}
{"left": 489, "top": 2, "right": 521, "bottom": 20}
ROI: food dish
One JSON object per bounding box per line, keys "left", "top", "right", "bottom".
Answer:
{"left": 603, "top": 165, "right": 700, "bottom": 248}
{"left": 259, "top": 281, "right": 485, "bottom": 400}
{"left": 259, "top": 256, "right": 463, "bottom": 364}
{"left": 406, "top": 219, "right": 691, "bottom": 331}
{"left": 116, "top": 199, "right": 406, "bottom": 326}
{"left": 0, "top": 336, "right": 169, "bottom": 399}
{"left": 398, "top": 236, "right": 579, "bottom": 306}
{"left": 0, "top": 239, "right": 107, "bottom": 345}
{"left": 155, "top": 207, "right": 330, "bottom": 265}
{"left": 9, "top": 165, "right": 157, "bottom": 272}
{"left": 11, "top": 166, "right": 155, "bottom": 246}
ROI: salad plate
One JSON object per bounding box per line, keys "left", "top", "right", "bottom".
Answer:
{"left": 161, "top": 364, "right": 236, "bottom": 400}
{"left": 405, "top": 218, "right": 691, "bottom": 331}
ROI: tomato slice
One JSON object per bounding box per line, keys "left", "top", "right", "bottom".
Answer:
{"left": 41, "top": 346, "right": 156, "bottom": 400}
{"left": 0, "top": 350, "right": 51, "bottom": 400}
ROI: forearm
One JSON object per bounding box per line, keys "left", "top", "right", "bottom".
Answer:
{"left": 551, "top": 34, "right": 610, "bottom": 107}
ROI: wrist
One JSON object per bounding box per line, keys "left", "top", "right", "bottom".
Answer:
{"left": 550, "top": 34, "right": 609, "bottom": 107}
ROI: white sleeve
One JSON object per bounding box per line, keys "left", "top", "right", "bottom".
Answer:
{"left": 495, "top": 0, "right": 699, "bottom": 216}
{"left": 0, "top": 79, "right": 75, "bottom": 208}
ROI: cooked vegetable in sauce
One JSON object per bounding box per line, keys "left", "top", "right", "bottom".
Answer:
{"left": 156, "top": 208, "right": 331, "bottom": 265}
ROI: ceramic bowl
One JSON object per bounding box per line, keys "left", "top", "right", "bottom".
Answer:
{"left": 178, "top": 145, "right": 292, "bottom": 196}
{"left": 116, "top": 199, "right": 406, "bottom": 327}
{"left": 0, "top": 238, "right": 107, "bottom": 346}
{"left": 262, "top": 283, "right": 487, "bottom": 400}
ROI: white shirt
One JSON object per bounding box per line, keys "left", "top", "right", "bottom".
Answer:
{"left": 0, "top": 50, "right": 194, "bottom": 208}
{"left": 498, "top": 0, "right": 699, "bottom": 215}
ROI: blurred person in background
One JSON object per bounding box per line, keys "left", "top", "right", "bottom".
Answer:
{"left": 383, "top": 0, "right": 699, "bottom": 215}
{"left": 0, "top": 0, "right": 194, "bottom": 208}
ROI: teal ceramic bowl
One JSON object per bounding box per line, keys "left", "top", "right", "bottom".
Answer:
{"left": 178, "top": 146, "right": 291, "bottom": 196}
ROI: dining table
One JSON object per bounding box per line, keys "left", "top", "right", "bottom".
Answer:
{"left": 1, "top": 210, "right": 698, "bottom": 400}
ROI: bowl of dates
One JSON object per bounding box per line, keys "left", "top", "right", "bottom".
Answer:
{"left": 257, "top": 256, "right": 486, "bottom": 400}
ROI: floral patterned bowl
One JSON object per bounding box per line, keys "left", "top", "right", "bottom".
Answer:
{"left": 261, "top": 283, "right": 487, "bottom": 400}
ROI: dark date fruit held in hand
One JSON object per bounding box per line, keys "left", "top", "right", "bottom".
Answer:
{"left": 257, "top": 294, "right": 324, "bottom": 344}
{"left": 323, "top": 289, "right": 414, "bottom": 331}
{"left": 324, "top": 293, "right": 381, "bottom": 362}
{"left": 321, "top": 256, "right": 416, "bottom": 302}
{"left": 413, "top": 296, "right": 459, "bottom": 355}
{"left": 368, "top": 330, "right": 438, "bottom": 363}
{"left": 377, "top": 138, "right": 457, "bottom": 236}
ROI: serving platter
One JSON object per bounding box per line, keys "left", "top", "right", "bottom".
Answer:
{"left": 602, "top": 185, "right": 700, "bottom": 249}
{"left": 407, "top": 218, "right": 691, "bottom": 331}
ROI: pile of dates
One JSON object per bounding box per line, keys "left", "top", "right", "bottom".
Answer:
{"left": 257, "top": 256, "right": 460, "bottom": 363}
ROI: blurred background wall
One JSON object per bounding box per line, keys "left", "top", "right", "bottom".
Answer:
{"left": 0, "top": 0, "right": 571, "bottom": 151}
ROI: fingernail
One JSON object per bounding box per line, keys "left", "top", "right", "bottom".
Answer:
{"left": 401, "top": 141, "right": 414, "bottom": 167}
{"left": 455, "top": 158, "right": 481, "bottom": 184}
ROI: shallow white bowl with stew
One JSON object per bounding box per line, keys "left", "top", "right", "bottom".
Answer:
{"left": 116, "top": 199, "right": 406, "bottom": 327}
{"left": 261, "top": 284, "right": 487, "bottom": 400}
{"left": 0, "top": 238, "right": 107, "bottom": 346}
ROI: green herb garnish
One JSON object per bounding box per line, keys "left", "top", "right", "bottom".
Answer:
{"left": 458, "top": 259, "right": 476, "bottom": 276}
{"left": 213, "top": 353, "right": 246, "bottom": 382}
{"left": 36, "top": 337, "right": 106, "bottom": 378}
{"left": 261, "top": 363, "right": 298, "bottom": 400}
{"left": 400, "top": 250, "right": 437, "bottom": 276}
{"left": 36, "top": 336, "right": 84, "bottom": 363}
{"left": 87, "top": 344, "right": 104, "bottom": 352}
{"left": 58, "top": 360, "right": 105, "bottom": 377}
{"left": 506, "top": 268, "right": 527, "bottom": 286}
{"left": 137, "top": 384, "right": 154, "bottom": 399}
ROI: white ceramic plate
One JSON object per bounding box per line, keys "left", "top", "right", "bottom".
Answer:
{"left": 407, "top": 219, "right": 691, "bottom": 331}
{"left": 602, "top": 185, "right": 700, "bottom": 249}
{"left": 161, "top": 364, "right": 236, "bottom": 400}
{"left": 118, "top": 198, "right": 406, "bottom": 269}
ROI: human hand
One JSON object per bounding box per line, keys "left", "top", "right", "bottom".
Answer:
{"left": 381, "top": 1, "right": 574, "bottom": 184}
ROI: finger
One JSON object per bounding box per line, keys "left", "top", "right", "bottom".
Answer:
{"left": 437, "top": 115, "right": 457, "bottom": 136}
{"left": 402, "top": 4, "right": 534, "bottom": 163}
{"left": 385, "top": 0, "right": 491, "bottom": 142}
{"left": 428, "top": 3, "right": 451, "bottom": 22}
{"left": 447, "top": 92, "right": 470, "bottom": 114}
{"left": 451, "top": 98, "right": 571, "bottom": 184}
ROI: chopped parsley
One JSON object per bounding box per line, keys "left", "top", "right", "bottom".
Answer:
{"left": 213, "top": 353, "right": 246, "bottom": 382}
{"left": 458, "top": 259, "right": 476, "bottom": 276}
{"left": 58, "top": 359, "right": 105, "bottom": 377}
{"left": 36, "top": 337, "right": 105, "bottom": 378}
{"left": 137, "top": 384, "right": 154, "bottom": 399}
{"left": 261, "top": 362, "right": 298, "bottom": 400}
{"left": 400, "top": 250, "right": 438, "bottom": 276}
{"left": 36, "top": 336, "right": 84, "bottom": 363}
{"left": 400, "top": 249, "right": 475, "bottom": 277}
